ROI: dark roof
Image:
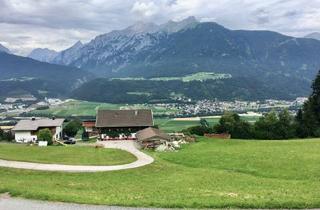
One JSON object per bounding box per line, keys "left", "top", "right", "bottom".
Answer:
{"left": 12, "top": 118, "right": 65, "bottom": 131}
{"left": 95, "top": 109, "right": 153, "bottom": 128}
{"left": 136, "top": 127, "right": 170, "bottom": 141}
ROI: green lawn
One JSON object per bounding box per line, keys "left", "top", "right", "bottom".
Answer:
{"left": 30, "top": 100, "right": 122, "bottom": 117}
{"left": 0, "top": 143, "right": 136, "bottom": 165}
{"left": 156, "top": 117, "right": 220, "bottom": 132}
{"left": 30, "top": 100, "right": 179, "bottom": 117}
{"left": 156, "top": 119, "right": 201, "bottom": 132}
{"left": 0, "top": 138, "right": 320, "bottom": 208}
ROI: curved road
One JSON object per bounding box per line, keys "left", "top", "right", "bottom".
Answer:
{"left": 0, "top": 196, "right": 166, "bottom": 210}
{"left": 0, "top": 141, "right": 154, "bottom": 172}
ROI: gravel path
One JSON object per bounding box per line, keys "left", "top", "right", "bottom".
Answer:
{"left": 0, "top": 141, "right": 154, "bottom": 172}
{"left": 0, "top": 196, "right": 165, "bottom": 210}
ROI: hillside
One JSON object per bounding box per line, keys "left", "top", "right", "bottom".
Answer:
{"left": 50, "top": 17, "right": 320, "bottom": 100}
{"left": 1, "top": 138, "right": 320, "bottom": 208}
{"left": 0, "top": 52, "right": 93, "bottom": 98}
{"left": 53, "top": 17, "right": 320, "bottom": 82}
{"left": 71, "top": 75, "right": 310, "bottom": 103}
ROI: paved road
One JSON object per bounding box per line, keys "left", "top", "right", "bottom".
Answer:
{"left": 0, "top": 141, "right": 154, "bottom": 172}
{"left": 0, "top": 196, "right": 165, "bottom": 210}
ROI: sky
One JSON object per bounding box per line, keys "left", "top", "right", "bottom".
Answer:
{"left": 0, "top": 0, "right": 319, "bottom": 55}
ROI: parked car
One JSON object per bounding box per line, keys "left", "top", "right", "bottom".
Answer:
{"left": 63, "top": 136, "right": 70, "bottom": 140}
{"left": 64, "top": 138, "right": 76, "bottom": 144}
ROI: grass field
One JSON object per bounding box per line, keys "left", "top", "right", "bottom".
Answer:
{"left": 30, "top": 100, "right": 178, "bottom": 117}
{"left": 0, "top": 143, "right": 136, "bottom": 165}
{"left": 0, "top": 138, "right": 320, "bottom": 208}
{"left": 156, "top": 116, "right": 255, "bottom": 132}
{"left": 155, "top": 118, "right": 202, "bottom": 132}
{"left": 113, "top": 72, "right": 232, "bottom": 82}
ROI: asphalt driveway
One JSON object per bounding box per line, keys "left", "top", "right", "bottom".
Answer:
{"left": 0, "top": 141, "right": 154, "bottom": 172}
{"left": 0, "top": 196, "right": 165, "bottom": 210}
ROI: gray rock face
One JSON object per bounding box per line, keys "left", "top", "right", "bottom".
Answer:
{"left": 28, "top": 48, "right": 58, "bottom": 63}
{"left": 52, "top": 17, "right": 200, "bottom": 75}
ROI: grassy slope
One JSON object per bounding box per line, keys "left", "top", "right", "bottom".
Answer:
{"left": 0, "top": 143, "right": 136, "bottom": 166}
{"left": 0, "top": 138, "right": 320, "bottom": 208}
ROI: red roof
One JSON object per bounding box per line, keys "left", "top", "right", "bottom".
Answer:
{"left": 82, "top": 121, "right": 95, "bottom": 127}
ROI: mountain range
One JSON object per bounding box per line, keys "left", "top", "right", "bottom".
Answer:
{"left": 45, "top": 17, "right": 320, "bottom": 82}
{"left": 2, "top": 17, "right": 320, "bottom": 102}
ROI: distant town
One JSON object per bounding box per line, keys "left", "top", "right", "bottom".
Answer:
{"left": 0, "top": 95, "right": 308, "bottom": 122}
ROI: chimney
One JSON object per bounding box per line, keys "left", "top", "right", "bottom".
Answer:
{"left": 135, "top": 110, "right": 138, "bottom": 116}
{"left": 52, "top": 116, "right": 56, "bottom": 120}
{"left": 31, "top": 117, "right": 36, "bottom": 121}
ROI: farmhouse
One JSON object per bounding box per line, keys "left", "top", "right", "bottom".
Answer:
{"left": 12, "top": 118, "right": 64, "bottom": 143}
{"left": 96, "top": 109, "right": 153, "bottom": 140}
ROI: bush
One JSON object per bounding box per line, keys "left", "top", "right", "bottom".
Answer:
{"left": 213, "top": 112, "right": 254, "bottom": 139}
{"left": 0, "top": 129, "right": 13, "bottom": 141}
{"left": 37, "top": 128, "right": 53, "bottom": 145}
{"left": 82, "top": 131, "right": 89, "bottom": 141}
{"left": 183, "top": 126, "right": 214, "bottom": 136}
{"left": 212, "top": 110, "right": 296, "bottom": 140}
{"left": 64, "top": 119, "right": 82, "bottom": 137}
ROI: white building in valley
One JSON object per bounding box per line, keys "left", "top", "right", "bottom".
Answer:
{"left": 12, "top": 118, "right": 64, "bottom": 143}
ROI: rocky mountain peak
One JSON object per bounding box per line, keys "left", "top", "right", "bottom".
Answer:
{"left": 304, "top": 32, "right": 320, "bottom": 41}
{"left": 0, "top": 43, "right": 11, "bottom": 54}
{"left": 160, "top": 16, "right": 200, "bottom": 33}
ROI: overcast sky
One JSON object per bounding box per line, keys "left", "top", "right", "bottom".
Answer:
{"left": 0, "top": 0, "right": 319, "bottom": 55}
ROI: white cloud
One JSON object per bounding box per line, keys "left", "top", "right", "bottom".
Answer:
{"left": 0, "top": 0, "right": 319, "bottom": 55}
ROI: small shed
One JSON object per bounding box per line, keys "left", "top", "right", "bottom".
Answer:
{"left": 136, "top": 127, "right": 171, "bottom": 149}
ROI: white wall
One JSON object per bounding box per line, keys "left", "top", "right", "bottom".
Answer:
{"left": 15, "top": 131, "right": 37, "bottom": 143}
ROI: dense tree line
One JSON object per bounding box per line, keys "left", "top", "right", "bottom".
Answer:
{"left": 71, "top": 76, "right": 308, "bottom": 104}
{"left": 185, "top": 70, "right": 320, "bottom": 140}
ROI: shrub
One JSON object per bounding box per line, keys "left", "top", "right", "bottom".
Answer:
{"left": 183, "top": 126, "right": 214, "bottom": 136}
{"left": 82, "top": 131, "right": 89, "bottom": 141}
{"left": 38, "top": 128, "right": 53, "bottom": 145}
{"left": 64, "top": 119, "right": 82, "bottom": 137}
{"left": 0, "top": 129, "right": 13, "bottom": 142}
{"left": 214, "top": 112, "right": 254, "bottom": 139}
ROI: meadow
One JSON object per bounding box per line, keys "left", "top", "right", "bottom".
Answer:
{"left": 30, "top": 100, "right": 179, "bottom": 117}
{"left": 112, "top": 72, "right": 232, "bottom": 82}
{"left": 0, "top": 138, "right": 320, "bottom": 208}
{"left": 0, "top": 143, "right": 136, "bottom": 165}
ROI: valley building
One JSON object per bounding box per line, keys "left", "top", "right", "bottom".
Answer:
{"left": 95, "top": 109, "right": 154, "bottom": 140}
{"left": 12, "top": 118, "right": 64, "bottom": 143}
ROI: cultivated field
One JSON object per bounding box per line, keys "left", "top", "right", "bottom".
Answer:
{"left": 112, "top": 72, "right": 232, "bottom": 82}
{"left": 0, "top": 138, "right": 319, "bottom": 208}
{"left": 30, "top": 100, "right": 178, "bottom": 117}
